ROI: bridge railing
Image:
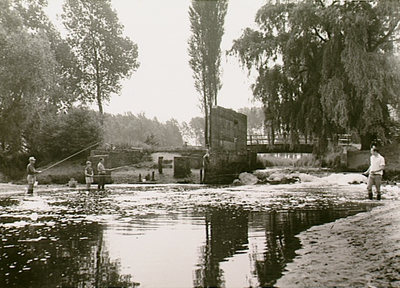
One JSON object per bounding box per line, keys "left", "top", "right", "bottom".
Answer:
{"left": 247, "top": 134, "right": 269, "bottom": 145}
{"left": 247, "top": 135, "right": 310, "bottom": 146}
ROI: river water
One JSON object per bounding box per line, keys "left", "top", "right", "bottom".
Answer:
{"left": 0, "top": 183, "right": 377, "bottom": 287}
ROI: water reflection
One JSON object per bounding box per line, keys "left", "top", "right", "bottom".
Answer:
{"left": 0, "top": 192, "right": 376, "bottom": 288}
{"left": 194, "top": 208, "right": 249, "bottom": 287}
{"left": 194, "top": 206, "right": 373, "bottom": 287}
{"left": 0, "top": 218, "right": 136, "bottom": 288}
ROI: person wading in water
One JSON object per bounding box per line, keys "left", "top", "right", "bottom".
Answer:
{"left": 364, "top": 146, "right": 385, "bottom": 200}
{"left": 97, "top": 158, "right": 107, "bottom": 191}
{"left": 27, "top": 156, "right": 41, "bottom": 194}
{"left": 85, "top": 161, "right": 94, "bottom": 192}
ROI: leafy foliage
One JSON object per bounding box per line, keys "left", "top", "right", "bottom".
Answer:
{"left": 0, "top": 0, "right": 78, "bottom": 178}
{"left": 180, "top": 116, "right": 206, "bottom": 146}
{"left": 61, "top": 0, "right": 140, "bottom": 115}
{"left": 188, "top": 0, "right": 228, "bottom": 146}
{"left": 238, "top": 107, "right": 265, "bottom": 135}
{"left": 103, "top": 113, "right": 183, "bottom": 149}
{"left": 230, "top": 0, "right": 400, "bottom": 151}
{"left": 37, "top": 108, "right": 102, "bottom": 160}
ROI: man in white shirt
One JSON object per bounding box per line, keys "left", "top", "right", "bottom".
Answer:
{"left": 97, "top": 158, "right": 106, "bottom": 190}
{"left": 364, "top": 146, "right": 385, "bottom": 200}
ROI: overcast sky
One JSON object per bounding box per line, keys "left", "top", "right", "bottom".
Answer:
{"left": 45, "top": 0, "right": 265, "bottom": 123}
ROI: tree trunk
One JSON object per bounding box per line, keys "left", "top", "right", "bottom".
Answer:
{"left": 204, "top": 104, "right": 209, "bottom": 148}
{"left": 360, "top": 134, "right": 375, "bottom": 150}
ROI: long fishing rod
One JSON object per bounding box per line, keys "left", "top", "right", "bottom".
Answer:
{"left": 41, "top": 142, "right": 101, "bottom": 173}
{"left": 108, "top": 165, "right": 131, "bottom": 172}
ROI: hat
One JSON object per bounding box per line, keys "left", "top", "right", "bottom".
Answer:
{"left": 29, "top": 156, "right": 36, "bottom": 161}
{"left": 86, "top": 161, "right": 91, "bottom": 165}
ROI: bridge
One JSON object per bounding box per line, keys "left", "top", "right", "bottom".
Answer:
{"left": 247, "top": 134, "right": 351, "bottom": 153}
{"left": 247, "top": 135, "right": 313, "bottom": 153}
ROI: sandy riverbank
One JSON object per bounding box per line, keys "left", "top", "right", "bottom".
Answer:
{"left": 276, "top": 199, "right": 400, "bottom": 287}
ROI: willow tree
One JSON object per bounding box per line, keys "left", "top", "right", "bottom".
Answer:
{"left": 230, "top": 0, "right": 400, "bottom": 151}
{"left": 62, "top": 0, "right": 140, "bottom": 116}
{"left": 188, "top": 0, "right": 228, "bottom": 147}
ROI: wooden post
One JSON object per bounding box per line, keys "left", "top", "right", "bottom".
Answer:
{"left": 158, "top": 157, "right": 163, "bottom": 174}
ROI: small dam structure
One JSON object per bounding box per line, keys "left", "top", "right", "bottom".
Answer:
{"left": 203, "top": 106, "right": 255, "bottom": 184}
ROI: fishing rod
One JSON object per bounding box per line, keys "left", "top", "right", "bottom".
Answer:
{"left": 108, "top": 165, "right": 131, "bottom": 172}
{"left": 40, "top": 142, "right": 101, "bottom": 173}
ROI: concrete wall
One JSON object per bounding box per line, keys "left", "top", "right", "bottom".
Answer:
{"left": 204, "top": 151, "right": 250, "bottom": 184}
{"left": 174, "top": 157, "right": 191, "bottom": 178}
{"left": 210, "top": 106, "right": 247, "bottom": 152}
{"left": 346, "top": 150, "right": 370, "bottom": 170}
{"left": 90, "top": 149, "right": 144, "bottom": 168}
{"left": 205, "top": 106, "right": 249, "bottom": 184}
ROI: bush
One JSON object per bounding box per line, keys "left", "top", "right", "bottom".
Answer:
{"left": 0, "top": 152, "right": 28, "bottom": 182}
{"left": 37, "top": 161, "right": 86, "bottom": 185}
{"left": 37, "top": 107, "right": 102, "bottom": 160}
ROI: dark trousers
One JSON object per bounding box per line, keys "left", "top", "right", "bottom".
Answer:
{"left": 98, "top": 174, "right": 106, "bottom": 190}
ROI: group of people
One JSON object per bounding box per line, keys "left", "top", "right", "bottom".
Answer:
{"left": 26, "top": 145, "right": 386, "bottom": 199}
{"left": 26, "top": 157, "right": 108, "bottom": 194}
{"left": 84, "top": 157, "right": 107, "bottom": 191}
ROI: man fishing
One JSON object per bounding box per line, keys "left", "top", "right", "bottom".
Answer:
{"left": 97, "top": 158, "right": 107, "bottom": 190}
{"left": 364, "top": 146, "right": 385, "bottom": 200}
{"left": 27, "top": 156, "right": 41, "bottom": 194}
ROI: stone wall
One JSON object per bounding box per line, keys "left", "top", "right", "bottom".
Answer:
{"left": 88, "top": 149, "right": 144, "bottom": 184}
{"left": 346, "top": 150, "right": 370, "bottom": 170}
{"left": 205, "top": 106, "right": 250, "bottom": 184}
{"left": 173, "top": 157, "right": 191, "bottom": 178}
{"left": 204, "top": 151, "right": 251, "bottom": 184}
{"left": 90, "top": 149, "right": 144, "bottom": 168}
{"left": 210, "top": 106, "right": 247, "bottom": 152}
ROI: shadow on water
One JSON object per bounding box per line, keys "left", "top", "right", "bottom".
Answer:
{"left": 0, "top": 189, "right": 379, "bottom": 288}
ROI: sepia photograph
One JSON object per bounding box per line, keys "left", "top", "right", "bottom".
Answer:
{"left": 0, "top": 0, "right": 400, "bottom": 287}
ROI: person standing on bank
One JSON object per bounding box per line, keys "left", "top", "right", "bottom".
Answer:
{"left": 364, "top": 146, "right": 385, "bottom": 200}
{"left": 85, "top": 161, "right": 94, "bottom": 192}
{"left": 201, "top": 148, "right": 210, "bottom": 184}
{"left": 97, "top": 158, "right": 107, "bottom": 190}
{"left": 27, "top": 156, "right": 41, "bottom": 194}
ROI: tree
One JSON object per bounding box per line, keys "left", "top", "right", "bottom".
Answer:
{"left": 190, "top": 116, "right": 206, "bottom": 146}
{"left": 238, "top": 107, "right": 265, "bottom": 135}
{"left": 37, "top": 107, "right": 102, "bottom": 159}
{"left": 103, "top": 113, "right": 183, "bottom": 149}
{"left": 62, "top": 0, "right": 140, "bottom": 116}
{"left": 0, "top": 0, "right": 69, "bottom": 155}
{"left": 0, "top": 0, "right": 76, "bottom": 178}
{"left": 188, "top": 0, "right": 228, "bottom": 147}
{"left": 230, "top": 0, "right": 400, "bottom": 151}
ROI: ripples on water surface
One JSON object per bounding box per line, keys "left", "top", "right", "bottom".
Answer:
{"left": 0, "top": 185, "right": 377, "bottom": 287}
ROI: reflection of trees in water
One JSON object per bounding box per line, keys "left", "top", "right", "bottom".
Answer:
{"left": 251, "top": 209, "right": 357, "bottom": 287}
{"left": 0, "top": 219, "right": 137, "bottom": 288}
{"left": 194, "top": 207, "right": 362, "bottom": 287}
{"left": 194, "top": 207, "right": 249, "bottom": 288}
